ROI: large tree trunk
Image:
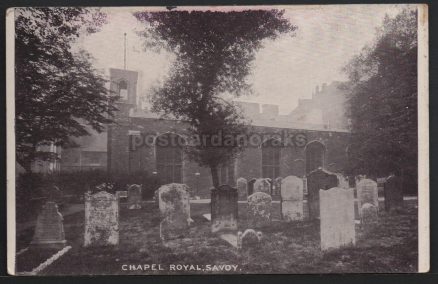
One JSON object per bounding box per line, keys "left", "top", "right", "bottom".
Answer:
{"left": 210, "top": 165, "right": 219, "bottom": 189}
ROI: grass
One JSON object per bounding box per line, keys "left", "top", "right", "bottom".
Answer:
{"left": 16, "top": 200, "right": 418, "bottom": 275}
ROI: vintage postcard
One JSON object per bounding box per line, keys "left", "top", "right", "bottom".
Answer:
{"left": 6, "top": 4, "right": 429, "bottom": 275}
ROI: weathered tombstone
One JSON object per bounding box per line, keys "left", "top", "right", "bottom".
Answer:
{"left": 320, "top": 187, "right": 355, "bottom": 250}
{"left": 384, "top": 175, "right": 404, "bottom": 212}
{"left": 116, "top": 190, "right": 128, "bottom": 200}
{"left": 253, "top": 178, "right": 271, "bottom": 195}
{"left": 30, "top": 201, "right": 66, "bottom": 249}
{"left": 356, "top": 179, "right": 379, "bottom": 217}
{"left": 211, "top": 185, "right": 238, "bottom": 233}
{"left": 273, "top": 177, "right": 282, "bottom": 196}
{"left": 247, "top": 178, "right": 256, "bottom": 197}
{"left": 306, "top": 168, "right": 339, "bottom": 220}
{"left": 84, "top": 191, "right": 119, "bottom": 247}
{"left": 237, "top": 229, "right": 263, "bottom": 250}
{"left": 236, "top": 177, "right": 248, "bottom": 200}
{"left": 159, "top": 183, "right": 191, "bottom": 240}
{"left": 360, "top": 203, "right": 378, "bottom": 224}
{"left": 281, "top": 176, "right": 304, "bottom": 221}
{"left": 127, "top": 184, "right": 142, "bottom": 209}
{"left": 247, "top": 192, "right": 272, "bottom": 228}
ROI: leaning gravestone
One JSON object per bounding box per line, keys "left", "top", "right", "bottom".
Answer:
{"left": 84, "top": 191, "right": 119, "bottom": 247}
{"left": 127, "top": 184, "right": 142, "bottom": 209}
{"left": 247, "top": 178, "right": 256, "bottom": 197}
{"left": 237, "top": 229, "right": 263, "bottom": 250}
{"left": 356, "top": 179, "right": 379, "bottom": 217}
{"left": 306, "top": 168, "right": 339, "bottom": 220}
{"left": 320, "top": 187, "right": 355, "bottom": 250}
{"left": 281, "top": 176, "right": 304, "bottom": 221}
{"left": 247, "top": 192, "right": 272, "bottom": 228}
{"left": 236, "top": 177, "right": 248, "bottom": 200}
{"left": 30, "top": 201, "right": 66, "bottom": 249}
{"left": 384, "top": 175, "right": 404, "bottom": 212}
{"left": 159, "top": 183, "right": 191, "bottom": 240}
{"left": 253, "top": 178, "right": 271, "bottom": 195}
{"left": 211, "top": 185, "right": 238, "bottom": 233}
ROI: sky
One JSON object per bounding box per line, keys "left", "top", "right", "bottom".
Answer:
{"left": 75, "top": 5, "right": 412, "bottom": 114}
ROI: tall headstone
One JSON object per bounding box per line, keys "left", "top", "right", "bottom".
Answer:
{"left": 84, "top": 191, "right": 119, "bottom": 247}
{"left": 236, "top": 177, "right": 248, "bottom": 200}
{"left": 247, "top": 192, "right": 272, "bottom": 228}
{"left": 211, "top": 185, "right": 238, "bottom": 233}
{"left": 253, "top": 178, "right": 271, "bottom": 195}
{"left": 320, "top": 187, "right": 355, "bottom": 250}
{"left": 247, "top": 178, "right": 256, "bottom": 197}
{"left": 30, "top": 201, "right": 66, "bottom": 249}
{"left": 281, "top": 176, "right": 304, "bottom": 221}
{"left": 127, "top": 184, "right": 142, "bottom": 209}
{"left": 159, "top": 183, "right": 191, "bottom": 240}
{"left": 356, "top": 178, "right": 379, "bottom": 217}
{"left": 306, "top": 168, "right": 339, "bottom": 220}
{"left": 384, "top": 175, "right": 404, "bottom": 212}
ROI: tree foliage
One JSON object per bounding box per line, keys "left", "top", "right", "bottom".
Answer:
{"left": 134, "top": 9, "right": 296, "bottom": 187}
{"left": 15, "top": 8, "right": 117, "bottom": 171}
{"left": 343, "top": 9, "right": 417, "bottom": 180}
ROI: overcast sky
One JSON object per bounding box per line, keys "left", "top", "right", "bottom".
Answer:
{"left": 75, "top": 5, "right": 412, "bottom": 114}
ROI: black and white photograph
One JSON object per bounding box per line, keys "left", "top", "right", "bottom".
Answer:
{"left": 6, "top": 4, "right": 429, "bottom": 275}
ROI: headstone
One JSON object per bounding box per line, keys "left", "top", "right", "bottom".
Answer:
{"left": 384, "top": 175, "right": 404, "bottom": 212}
{"left": 211, "top": 185, "right": 238, "bottom": 233}
{"left": 253, "top": 178, "right": 271, "bottom": 195}
{"left": 30, "top": 201, "right": 66, "bottom": 249}
{"left": 247, "top": 192, "right": 272, "bottom": 228}
{"left": 281, "top": 176, "right": 304, "bottom": 221}
{"left": 320, "top": 187, "right": 355, "bottom": 250}
{"left": 306, "top": 168, "right": 340, "bottom": 220}
{"left": 360, "top": 203, "right": 378, "bottom": 224}
{"left": 356, "top": 179, "right": 379, "bottom": 217}
{"left": 84, "top": 191, "right": 119, "bottom": 247}
{"left": 127, "top": 184, "right": 142, "bottom": 209}
{"left": 237, "top": 229, "right": 263, "bottom": 250}
{"left": 236, "top": 177, "right": 248, "bottom": 200}
{"left": 116, "top": 190, "right": 127, "bottom": 200}
{"left": 158, "top": 183, "right": 191, "bottom": 240}
{"left": 273, "top": 177, "right": 282, "bottom": 196}
{"left": 247, "top": 178, "right": 256, "bottom": 197}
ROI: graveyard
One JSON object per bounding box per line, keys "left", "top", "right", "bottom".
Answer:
{"left": 15, "top": 174, "right": 418, "bottom": 275}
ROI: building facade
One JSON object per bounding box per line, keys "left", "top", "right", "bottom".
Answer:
{"left": 105, "top": 68, "right": 351, "bottom": 197}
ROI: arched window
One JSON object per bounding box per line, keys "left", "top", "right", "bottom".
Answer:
{"left": 155, "top": 133, "right": 184, "bottom": 184}
{"left": 305, "top": 141, "right": 325, "bottom": 174}
{"left": 119, "top": 80, "right": 128, "bottom": 100}
{"left": 262, "top": 138, "right": 281, "bottom": 181}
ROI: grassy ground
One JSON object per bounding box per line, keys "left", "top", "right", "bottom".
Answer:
{"left": 16, "top": 201, "right": 418, "bottom": 275}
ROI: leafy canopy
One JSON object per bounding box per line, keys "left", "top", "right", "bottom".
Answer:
{"left": 343, "top": 8, "right": 417, "bottom": 178}
{"left": 15, "top": 8, "right": 116, "bottom": 170}
{"left": 134, "top": 10, "right": 296, "bottom": 186}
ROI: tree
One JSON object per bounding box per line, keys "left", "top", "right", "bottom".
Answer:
{"left": 343, "top": 9, "right": 417, "bottom": 185}
{"left": 15, "top": 8, "right": 117, "bottom": 172}
{"left": 134, "top": 9, "right": 296, "bottom": 188}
